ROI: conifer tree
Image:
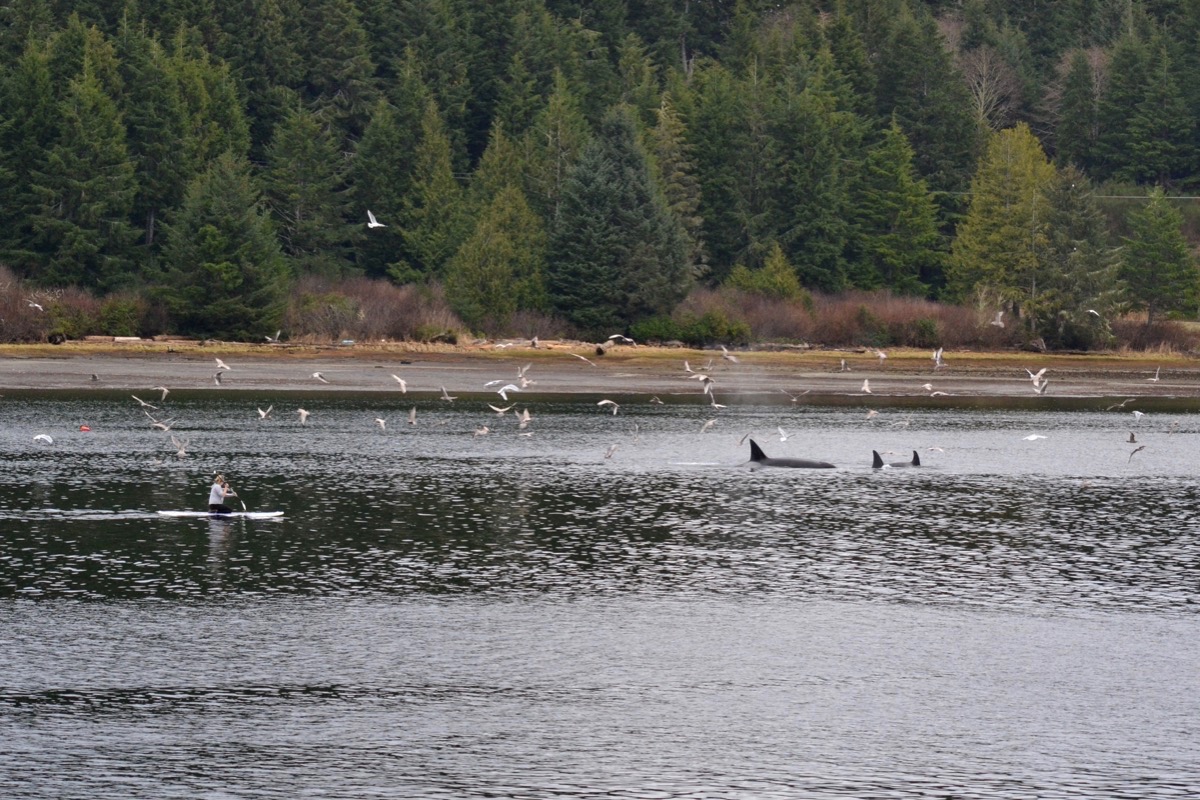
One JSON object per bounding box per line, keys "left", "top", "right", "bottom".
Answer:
{"left": 262, "top": 104, "right": 353, "bottom": 276}
{"left": 1121, "top": 188, "right": 1198, "bottom": 324}
{"left": 1055, "top": 48, "right": 1099, "bottom": 170}
{"left": 1123, "top": 45, "right": 1194, "bottom": 185}
{"left": 28, "top": 63, "right": 137, "bottom": 289}
{"left": 295, "top": 0, "right": 377, "bottom": 141}
{"left": 523, "top": 70, "right": 591, "bottom": 222}
{"left": 391, "top": 98, "right": 467, "bottom": 283}
{"left": 1094, "top": 34, "right": 1149, "bottom": 181}
{"left": 849, "top": 120, "right": 944, "bottom": 295}
{"left": 947, "top": 123, "right": 1056, "bottom": 308}
{"left": 546, "top": 105, "right": 688, "bottom": 336}
{"left": 445, "top": 184, "right": 547, "bottom": 328}
{"left": 649, "top": 93, "right": 706, "bottom": 278}
{"left": 161, "top": 151, "right": 289, "bottom": 339}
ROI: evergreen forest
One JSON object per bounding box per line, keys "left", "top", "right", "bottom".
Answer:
{"left": 4, "top": 0, "right": 1200, "bottom": 350}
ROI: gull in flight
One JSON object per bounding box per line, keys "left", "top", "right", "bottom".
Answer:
{"left": 296, "top": 408, "right": 310, "bottom": 425}
{"left": 839, "top": 359, "right": 850, "bottom": 372}
{"left": 367, "top": 210, "right": 386, "bottom": 228}
{"left": 605, "top": 444, "right": 619, "bottom": 459}
{"left": 875, "top": 349, "right": 888, "bottom": 363}
{"left": 496, "top": 383, "right": 521, "bottom": 402}
{"left": 440, "top": 386, "right": 457, "bottom": 402}
{"left": 391, "top": 374, "right": 407, "bottom": 392}
{"left": 473, "top": 425, "right": 490, "bottom": 437}
{"left": 861, "top": 379, "right": 872, "bottom": 394}
{"left": 1023, "top": 434, "right": 1047, "bottom": 440}
{"left": 33, "top": 434, "right": 53, "bottom": 444}
{"left": 313, "top": 372, "right": 329, "bottom": 384}
{"left": 25, "top": 298, "right": 44, "bottom": 312}
{"left": 1147, "top": 367, "right": 1161, "bottom": 383}
{"left": 408, "top": 407, "right": 417, "bottom": 425}
{"left": 153, "top": 386, "right": 170, "bottom": 401}
{"left": 375, "top": 418, "right": 386, "bottom": 431}
{"left": 865, "top": 410, "right": 879, "bottom": 420}
{"left": 488, "top": 404, "right": 514, "bottom": 415}
{"left": 1026, "top": 367, "right": 1047, "bottom": 384}
{"left": 649, "top": 396, "right": 664, "bottom": 405}
{"left": 517, "top": 408, "right": 532, "bottom": 430}
{"left": 1132, "top": 410, "right": 1146, "bottom": 421}
{"left": 1106, "top": 398, "right": 1135, "bottom": 411}
{"left": 132, "top": 394, "right": 158, "bottom": 410}
{"left": 781, "top": 389, "right": 809, "bottom": 402}
{"left": 597, "top": 399, "right": 619, "bottom": 415}
{"left": 608, "top": 334, "right": 635, "bottom": 345}
{"left": 213, "top": 371, "right": 224, "bottom": 386}
{"left": 144, "top": 411, "right": 172, "bottom": 431}
{"left": 777, "top": 427, "right": 790, "bottom": 441}
{"left": 1129, "top": 445, "right": 1146, "bottom": 462}
{"left": 170, "top": 435, "right": 188, "bottom": 458}
{"left": 569, "top": 353, "right": 597, "bottom": 367}
{"left": 257, "top": 405, "right": 273, "bottom": 420}
{"left": 990, "top": 310, "right": 1005, "bottom": 328}
{"left": 709, "top": 396, "right": 726, "bottom": 409}
{"left": 720, "top": 345, "right": 739, "bottom": 363}
{"left": 1033, "top": 378, "right": 1049, "bottom": 395}
{"left": 265, "top": 330, "right": 282, "bottom": 343}
{"left": 215, "top": 358, "right": 231, "bottom": 371}
{"left": 700, "top": 419, "right": 717, "bottom": 433}
{"left": 932, "top": 348, "right": 946, "bottom": 369}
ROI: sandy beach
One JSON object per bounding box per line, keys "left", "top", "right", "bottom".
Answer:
{"left": 1, "top": 338, "right": 1199, "bottom": 403}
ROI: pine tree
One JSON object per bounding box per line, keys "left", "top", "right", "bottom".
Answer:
{"left": 1055, "top": 48, "right": 1099, "bottom": 170}
{"left": 160, "top": 151, "right": 289, "bottom": 339}
{"left": 27, "top": 63, "right": 137, "bottom": 289}
{"left": 445, "top": 184, "right": 547, "bottom": 328}
{"left": 523, "top": 69, "right": 591, "bottom": 222}
{"left": 1094, "top": 33, "right": 1149, "bottom": 181}
{"left": 262, "top": 103, "right": 353, "bottom": 276}
{"left": 392, "top": 98, "right": 467, "bottom": 283}
{"left": 648, "top": 93, "right": 706, "bottom": 278}
{"left": 295, "top": 0, "right": 377, "bottom": 141}
{"left": 947, "top": 123, "right": 1056, "bottom": 308}
{"left": 546, "top": 105, "right": 688, "bottom": 336}
{"left": 1123, "top": 45, "right": 1194, "bottom": 185}
{"left": 849, "top": 120, "right": 945, "bottom": 295}
{"left": 1121, "top": 188, "right": 1198, "bottom": 324}
{"left": 169, "top": 31, "right": 251, "bottom": 168}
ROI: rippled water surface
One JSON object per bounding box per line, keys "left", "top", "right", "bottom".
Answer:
{"left": 2, "top": 391, "right": 1199, "bottom": 798}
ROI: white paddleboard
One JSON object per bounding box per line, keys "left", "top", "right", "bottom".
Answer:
{"left": 157, "top": 510, "right": 284, "bottom": 519}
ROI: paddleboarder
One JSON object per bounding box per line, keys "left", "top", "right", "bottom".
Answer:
{"left": 208, "top": 474, "right": 237, "bottom": 513}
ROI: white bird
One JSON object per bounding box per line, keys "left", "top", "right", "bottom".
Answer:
{"left": 709, "top": 396, "right": 726, "bottom": 409}
{"left": 488, "top": 404, "right": 514, "bottom": 415}
{"left": 921, "top": 383, "right": 934, "bottom": 392}
{"left": 375, "top": 418, "right": 386, "bottom": 430}
{"left": 861, "top": 379, "right": 872, "bottom": 394}
{"left": 875, "top": 349, "right": 887, "bottom": 363}
{"left": 473, "top": 425, "right": 490, "bottom": 437}
{"left": 132, "top": 394, "right": 157, "bottom": 410}
{"left": 33, "top": 434, "right": 53, "bottom": 444}
{"left": 257, "top": 405, "right": 273, "bottom": 419}
{"left": 569, "top": 353, "right": 597, "bottom": 367}
{"left": 1087, "top": 309, "right": 1102, "bottom": 318}
{"left": 153, "top": 386, "right": 170, "bottom": 401}
{"left": 391, "top": 374, "right": 407, "bottom": 392}
{"left": 777, "top": 427, "right": 790, "bottom": 441}
{"left": 605, "top": 444, "right": 619, "bottom": 459}
{"left": 1107, "top": 398, "right": 1135, "bottom": 411}
{"left": 170, "top": 434, "right": 187, "bottom": 458}
{"left": 990, "top": 310, "right": 1005, "bottom": 328}
{"left": 1132, "top": 410, "right": 1146, "bottom": 421}
{"left": 367, "top": 209, "right": 386, "bottom": 228}
{"left": 215, "top": 358, "right": 231, "bottom": 371}
{"left": 683, "top": 360, "right": 694, "bottom": 373}
{"left": 700, "top": 419, "right": 717, "bottom": 433}
{"left": 781, "top": 389, "right": 809, "bottom": 402}
{"left": 1147, "top": 367, "right": 1161, "bottom": 382}
{"left": 932, "top": 347, "right": 945, "bottom": 369}
{"left": 149, "top": 418, "right": 173, "bottom": 432}
{"left": 597, "top": 399, "right": 620, "bottom": 415}
{"left": 313, "top": 372, "right": 329, "bottom": 384}
{"left": 649, "top": 396, "right": 664, "bottom": 405}
{"left": 839, "top": 359, "right": 850, "bottom": 373}
{"left": 608, "top": 334, "right": 635, "bottom": 345}
{"left": 1026, "top": 367, "right": 1047, "bottom": 383}
{"left": 1034, "top": 379, "right": 1049, "bottom": 395}
{"left": 496, "top": 383, "right": 521, "bottom": 402}
{"left": 440, "top": 386, "right": 457, "bottom": 402}
{"left": 265, "top": 330, "right": 282, "bottom": 343}
{"left": 296, "top": 408, "right": 310, "bottom": 425}
{"left": 408, "top": 407, "right": 417, "bottom": 425}
{"left": 516, "top": 363, "right": 533, "bottom": 379}
{"left": 720, "top": 345, "right": 739, "bottom": 363}
{"left": 1023, "top": 434, "right": 1047, "bottom": 440}
{"left": 26, "top": 299, "right": 43, "bottom": 312}
{"left": 865, "top": 409, "right": 879, "bottom": 420}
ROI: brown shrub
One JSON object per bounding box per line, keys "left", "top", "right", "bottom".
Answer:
{"left": 283, "top": 276, "right": 466, "bottom": 342}
{"left": 1111, "top": 318, "right": 1200, "bottom": 354}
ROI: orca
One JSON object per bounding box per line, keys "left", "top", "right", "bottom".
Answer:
{"left": 872, "top": 450, "right": 920, "bottom": 469}
{"left": 748, "top": 439, "right": 835, "bottom": 469}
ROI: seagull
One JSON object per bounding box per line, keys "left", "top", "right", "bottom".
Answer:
{"left": 865, "top": 409, "right": 879, "bottom": 420}
{"left": 683, "top": 360, "right": 694, "bottom": 373}
{"left": 649, "top": 396, "right": 664, "bottom": 405}
{"left": 1106, "top": 398, "right": 1135, "bottom": 411}
{"left": 26, "top": 299, "right": 43, "bottom": 311}
{"left": 257, "top": 405, "right": 273, "bottom": 419}
{"left": 213, "top": 371, "right": 223, "bottom": 386}
{"left": 1147, "top": 367, "right": 1161, "bottom": 382}
{"left": 861, "top": 379, "right": 871, "bottom": 394}
{"left": 440, "top": 386, "right": 457, "bottom": 402}
{"left": 265, "top": 330, "right": 282, "bottom": 343}
{"left": 700, "top": 419, "right": 717, "bottom": 433}
{"left": 932, "top": 347, "right": 946, "bottom": 369}
{"left": 709, "top": 396, "right": 726, "bottom": 409}
{"left": 516, "top": 363, "right": 533, "bottom": 379}
{"left": 408, "top": 407, "right": 417, "bottom": 425}
{"left": 608, "top": 334, "right": 635, "bottom": 345}
{"left": 1128, "top": 445, "right": 1146, "bottom": 462}
{"left": 1033, "top": 378, "right": 1049, "bottom": 395}
{"left": 720, "top": 345, "right": 739, "bottom": 363}
{"left": 597, "top": 399, "right": 619, "bottom": 415}
{"left": 1026, "top": 367, "right": 1047, "bottom": 383}
{"left": 296, "top": 408, "right": 310, "bottom": 425}
{"left": 1132, "top": 410, "right": 1146, "bottom": 421}
{"left": 132, "top": 394, "right": 158, "bottom": 410}
{"left": 1023, "top": 434, "right": 1047, "bottom": 440}
{"left": 170, "top": 434, "right": 187, "bottom": 458}
{"left": 153, "top": 386, "right": 170, "bottom": 401}
{"left": 375, "top": 418, "right": 386, "bottom": 430}
{"left": 921, "top": 383, "right": 934, "bottom": 392}
{"left": 473, "top": 425, "right": 490, "bottom": 437}
{"left": 875, "top": 349, "right": 887, "bottom": 363}
{"left": 605, "top": 444, "right": 619, "bottom": 459}
{"left": 930, "top": 391, "right": 950, "bottom": 397}
{"left": 367, "top": 209, "right": 386, "bottom": 228}
{"left": 839, "top": 359, "right": 850, "bottom": 372}
{"left": 313, "top": 372, "right": 329, "bottom": 383}
{"left": 496, "top": 383, "right": 521, "bottom": 402}
{"left": 990, "top": 310, "right": 1005, "bottom": 328}
{"left": 33, "top": 434, "right": 53, "bottom": 444}
{"left": 569, "top": 353, "right": 597, "bottom": 366}
{"left": 517, "top": 408, "right": 532, "bottom": 429}
{"left": 390, "top": 374, "right": 407, "bottom": 392}
{"left": 489, "top": 404, "right": 514, "bottom": 415}
{"left": 1087, "top": 309, "right": 1102, "bottom": 318}
{"left": 781, "top": 389, "right": 809, "bottom": 402}
{"left": 1128, "top": 432, "right": 1137, "bottom": 444}
{"left": 148, "top": 417, "right": 173, "bottom": 432}
{"left": 215, "top": 358, "right": 231, "bottom": 371}
{"left": 777, "top": 427, "right": 790, "bottom": 441}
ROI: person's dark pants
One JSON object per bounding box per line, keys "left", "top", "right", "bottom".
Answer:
{"left": 209, "top": 504, "right": 232, "bottom": 513}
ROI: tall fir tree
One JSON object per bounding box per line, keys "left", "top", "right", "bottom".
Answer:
{"left": 1094, "top": 33, "right": 1149, "bottom": 181}
{"left": 295, "top": 0, "right": 377, "bottom": 141}
{"left": 648, "top": 93, "right": 706, "bottom": 279}
{"left": 27, "top": 62, "right": 137, "bottom": 289}
{"left": 1122, "top": 44, "right": 1194, "bottom": 185}
{"left": 1055, "top": 48, "right": 1099, "bottom": 170}
{"left": 947, "top": 123, "right": 1056, "bottom": 309}
{"left": 546, "top": 105, "right": 688, "bottom": 336}
{"left": 160, "top": 151, "right": 290, "bottom": 339}
{"left": 1121, "top": 188, "right": 1198, "bottom": 324}
{"left": 522, "top": 69, "right": 591, "bottom": 222}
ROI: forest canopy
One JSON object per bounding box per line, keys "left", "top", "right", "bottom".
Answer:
{"left": 2, "top": 0, "right": 1200, "bottom": 347}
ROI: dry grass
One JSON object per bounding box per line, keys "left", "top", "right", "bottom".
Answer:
{"left": 282, "top": 276, "right": 466, "bottom": 342}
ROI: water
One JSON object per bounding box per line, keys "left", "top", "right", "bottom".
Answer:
{"left": 2, "top": 392, "right": 1199, "bottom": 798}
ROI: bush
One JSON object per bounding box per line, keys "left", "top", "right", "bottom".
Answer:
{"left": 98, "top": 294, "right": 150, "bottom": 337}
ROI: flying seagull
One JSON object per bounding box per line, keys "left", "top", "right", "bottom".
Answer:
{"left": 153, "top": 386, "right": 170, "bottom": 402}
{"left": 597, "top": 399, "right": 620, "bottom": 415}
{"left": 990, "top": 310, "right": 1005, "bottom": 328}
{"left": 132, "top": 395, "right": 158, "bottom": 410}
{"left": 408, "top": 407, "right": 417, "bottom": 425}
{"left": 257, "top": 405, "right": 273, "bottom": 420}
{"left": 367, "top": 210, "right": 386, "bottom": 228}
{"left": 33, "top": 434, "right": 53, "bottom": 444}
{"left": 265, "top": 330, "right": 282, "bottom": 343}
{"left": 569, "top": 353, "right": 597, "bottom": 367}
{"left": 296, "top": 408, "right": 310, "bottom": 425}
{"left": 720, "top": 345, "right": 739, "bottom": 363}
{"left": 1147, "top": 367, "right": 1161, "bottom": 383}
{"left": 375, "top": 418, "right": 386, "bottom": 431}
{"left": 1129, "top": 445, "right": 1146, "bottom": 463}
{"left": 440, "top": 386, "right": 457, "bottom": 402}
{"left": 313, "top": 372, "right": 330, "bottom": 384}
{"left": 496, "top": 383, "right": 521, "bottom": 402}
{"left": 391, "top": 374, "right": 407, "bottom": 393}
{"left": 861, "top": 379, "right": 872, "bottom": 394}
{"left": 215, "top": 358, "right": 231, "bottom": 371}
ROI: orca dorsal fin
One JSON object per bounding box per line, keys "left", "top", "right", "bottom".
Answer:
{"left": 749, "top": 439, "right": 767, "bottom": 462}
{"left": 872, "top": 450, "right": 884, "bottom": 468}
{"left": 912, "top": 450, "right": 920, "bottom": 466}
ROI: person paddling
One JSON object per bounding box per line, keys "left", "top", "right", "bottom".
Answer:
{"left": 208, "top": 474, "right": 237, "bottom": 513}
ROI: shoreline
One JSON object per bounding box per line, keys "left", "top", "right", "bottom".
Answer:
{"left": 1, "top": 339, "right": 1199, "bottom": 403}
